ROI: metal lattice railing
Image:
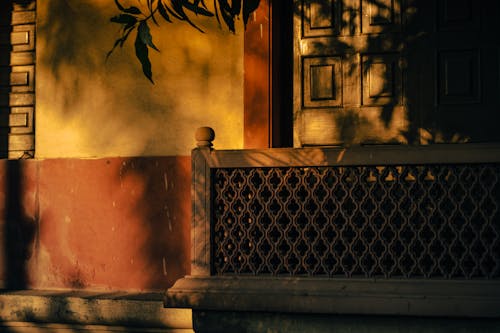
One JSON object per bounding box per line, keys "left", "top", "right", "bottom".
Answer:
{"left": 165, "top": 131, "right": 500, "bottom": 317}
{"left": 165, "top": 130, "right": 500, "bottom": 317}
{"left": 213, "top": 164, "right": 500, "bottom": 279}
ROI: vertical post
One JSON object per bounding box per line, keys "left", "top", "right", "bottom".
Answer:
{"left": 244, "top": 0, "right": 271, "bottom": 149}
{"left": 191, "top": 127, "right": 215, "bottom": 276}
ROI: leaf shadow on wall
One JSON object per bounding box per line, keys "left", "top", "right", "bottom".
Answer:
{"left": 32, "top": 157, "right": 191, "bottom": 291}
{"left": 116, "top": 157, "right": 191, "bottom": 290}
{"left": 36, "top": 0, "right": 244, "bottom": 157}
{"left": 1, "top": 1, "right": 37, "bottom": 293}
{"left": 36, "top": 0, "right": 110, "bottom": 114}
{"left": 0, "top": 157, "right": 190, "bottom": 329}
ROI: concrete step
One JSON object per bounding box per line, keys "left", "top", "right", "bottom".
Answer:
{"left": 0, "top": 290, "right": 193, "bottom": 332}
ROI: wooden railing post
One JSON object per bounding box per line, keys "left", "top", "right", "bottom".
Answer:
{"left": 191, "top": 127, "right": 215, "bottom": 276}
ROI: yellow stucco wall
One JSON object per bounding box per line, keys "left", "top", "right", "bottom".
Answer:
{"left": 36, "top": 0, "right": 243, "bottom": 158}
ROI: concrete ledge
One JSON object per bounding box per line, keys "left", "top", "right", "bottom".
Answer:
{"left": 165, "top": 276, "right": 500, "bottom": 318}
{"left": 191, "top": 310, "right": 500, "bottom": 333}
{"left": 0, "top": 321, "right": 192, "bottom": 333}
{"left": 0, "top": 290, "right": 193, "bottom": 331}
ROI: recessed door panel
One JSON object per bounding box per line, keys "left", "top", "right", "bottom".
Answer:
{"left": 303, "top": 0, "right": 341, "bottom": 38}
{"left": 303, "top": 57, "right": 343, "bottom": 108}
{"left": 438, "top": 50, "right": 480, "bottom": 105}
{"left": 362, "top": 53, "right": 402, "bottom": 106}
{"left": 361, "top": 0, "right": 401, "bottom": 34}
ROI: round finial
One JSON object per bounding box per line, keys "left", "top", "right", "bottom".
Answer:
{"left": 195, "top": 127, "right": 215, "bottom": 148}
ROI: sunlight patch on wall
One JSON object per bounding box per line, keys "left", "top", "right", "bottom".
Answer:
{"left": 36, "top": 0, "right": 243, "bottom": 158}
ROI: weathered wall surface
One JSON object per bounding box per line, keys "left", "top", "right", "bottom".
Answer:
{"left": 2, "top": 0, "right": 247, "bottom": 292}
{"left": 36, "top": 0, "right": 244, "bottom": 158}
{"left": 0, "top": 157, "right": 190, "bottom": 291}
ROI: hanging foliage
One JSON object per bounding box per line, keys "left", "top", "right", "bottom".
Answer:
{"left": 107, "top": 0, "right": 260, "bottom": 83}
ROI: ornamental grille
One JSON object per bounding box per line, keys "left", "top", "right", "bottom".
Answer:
{"left": 212, "top": 164, "right": 500, "bottom": 279}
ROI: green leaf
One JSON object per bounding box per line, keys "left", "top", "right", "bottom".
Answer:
{"left": 231, "top": 0, "right": 241, "bottom": 16}
{"left": 134, "top": 32, "right": 154, "bottom": 83}
{"left": 106, "top": 26, "right": 135, "bottom": 60}
{"left": 183, "top": 1, "right": 214, "bottom": 16}
{"left": 138, "top": 21, "right": 160, "bottom": 52}
{"left": 106, "top": 38, "right": 122, "bottom": 60}
{"left": 147, "top": 0, "right": 153, "bottom": 14}
{"left": 114, "top": 0, "right": 125, "bottom": 11}
{"left": 119, "top": 26, "right": 135, "bottom": 47}
{"left": 146, "top": 0, "right": 159, "bottom": 25}
{"left": 158, "top": 1, "right": 172, "bottom": 22}
{"left": 217, "top": 0, "right": 235, "bottom": 32}
{"left": 164, "top": 1, "right": 184, "bottom": 20}
{"left": 110, "top": 14, "right": 137, "bottom": 25}
{"left": 243, "top": 0, "right": 260, "bottom": 27}
{"left": 123, "top": 6, "right": 142, "bottom": 14}
{"left": 114, "top": 0, "right": 141, "bottom": 15}
{"left": 168, "top": 0, "right": 205, "bottom": 32}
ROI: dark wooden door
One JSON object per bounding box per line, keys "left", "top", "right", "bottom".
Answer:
{"left": 294, "top": 0, "right": 500, "bottom": 146}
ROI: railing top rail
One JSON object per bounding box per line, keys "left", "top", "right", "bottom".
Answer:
{"left": 199, "top": 143, "right": 500, "bottom": 168}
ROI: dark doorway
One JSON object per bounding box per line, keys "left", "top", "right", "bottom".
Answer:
{"left": 271, "top": 1, "right": 294, "bottom": 148}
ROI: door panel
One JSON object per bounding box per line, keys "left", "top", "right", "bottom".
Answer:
{"left": 294, "top": 0, "right": 500, "bottom": 146}
{"left": 362, "top": 53, "right": 402, "bottom": 106}
{"left": 437, "top": 50, "right": 480, "bottom": 105}
{"left": 303, "top": 0, "right": 341, "bottom": 37}
{"left": 361, "top": 0, "right": 401, "bottom": 34}
{"left": 303, "top": 56, "right": 343, "bottom": 108}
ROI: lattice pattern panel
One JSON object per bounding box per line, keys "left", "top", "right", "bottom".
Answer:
{"left": 213, "top": 164, "right": 500, "bottom": 279}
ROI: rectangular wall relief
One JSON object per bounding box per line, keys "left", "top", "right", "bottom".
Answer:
{"left": 0, "top": 1, "right": 35, "bottom": 158}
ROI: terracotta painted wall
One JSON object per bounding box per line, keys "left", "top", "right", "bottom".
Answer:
{"left": 0, "top": 157, "right": 190, "bottom": 291}
{"left": 36, "top": 0, "right": 244, "bottom": 158}
{"left": 244, "top": 1, "right": 271, "bottom": 149}
{"left": 1, "top": 0, "right": 271, "bottom": 292}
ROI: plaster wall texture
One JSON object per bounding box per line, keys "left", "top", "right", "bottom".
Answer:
{"left": 35, "top": 0, "right": 244, "bottom": 158}
{"left": 0, "top": 157, "right": 191, "bottom": 291}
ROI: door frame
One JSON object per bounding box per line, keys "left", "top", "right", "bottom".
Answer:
{"left": 243, "top": 0, "right": 293, "bottom": 148}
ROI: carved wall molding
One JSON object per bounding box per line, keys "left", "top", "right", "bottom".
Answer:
{"left": 0, "top": 0, "right": 35, "bottom": 158}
